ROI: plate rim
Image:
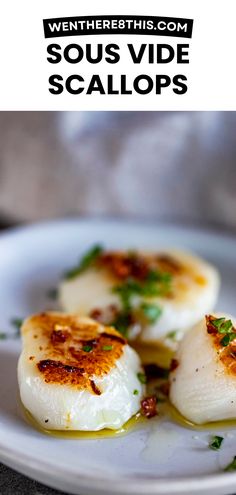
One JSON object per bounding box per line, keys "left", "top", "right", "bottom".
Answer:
{"left": 1, "top": 215, "right": 236, "bottom": 241}
{"left": 1, "top": 440, "right": 236, "bottom": 495}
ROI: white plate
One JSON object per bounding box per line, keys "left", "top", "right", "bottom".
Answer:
{"left": 1, "top": 218, "right": 236, "bottom": 495}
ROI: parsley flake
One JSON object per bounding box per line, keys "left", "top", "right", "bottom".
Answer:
{"left": 212, "top": 317, "right": 233, "bottom": 334}
{"left": 221, "top": 333, "right": 236, "bottom": 347}
{"left": 209, "top": 435, "right": 224, "bottom": 451}
{"left": 47, "top": 288, "right": 58, "bottom": 300}
{"left": 63, "top": 245, "right": 103, "bottom": 280}
{"left": 82, "top": 344, "right": 93, "bottom": 352}
{"left": 137, "top": 372, "right": 147, "bottom": 384}
{"left": 167, "top": 330, "right": 178, "bottom": 340}
{"left": 11, "top": 318, "right": 23, "bottom": 337}
{"left": 210, "top": 316, "right": 236, "bottom": 347}
{"left": 113, "top": 280, "right": 141, "bottom": 311}
{"left": 102, "top": 345, "right": 113, "bottom": 351}
{"left": 133, "top": 389, "right": 139, "bottom": 395}
{"left": 112, "top": 311, "right": 131, "bottom": 337}
{"left": 224, "top": 456, "right": 236, "bottom": 472}
{"left": 113, "top": 270, "right": 172, "bottom": 313}
{"left": 11, "top": 318, "right": 23, "bottom": 329}
{"left": 140, "top": 303, "right": 162, "bottom": 324}
{"left": 212, "top": 317, "right": 227, "bottom": 330}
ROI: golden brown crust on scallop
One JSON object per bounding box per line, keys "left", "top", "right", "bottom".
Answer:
{"left": 97, "top": 251, "right": 183, "bottom": 282}
{"left": 95, "top": 251, "right": 207, "bottom": 298}
{"left": 206, "top": 315, "right": 236, "bottom": 376}
{"left": 22, "top": 312, "right": 126, "bottom": 392}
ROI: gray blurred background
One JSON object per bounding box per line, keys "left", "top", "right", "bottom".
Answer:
{"left": 0, "top": 111, "right": 235, "bottom": 230}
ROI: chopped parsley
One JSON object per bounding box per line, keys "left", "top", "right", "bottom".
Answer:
{"left": 0, "top": 318, "right": 24, "bottom": 341}
{"left": 113, "top": 270, "right": 172, "bottom": 311}
{"left": 112, "top": 270, "right": 171, "bottom": 338}
{"left": 102, "top": 345, "right": 113, "bottom": 351}
{"left": 111, "top": 311, "right": 131, "bottom": 337}
{"left": 209, "top": 435, "right": 224, "bottom": 451}
{"left": 11, "top": 318, "right": 23, "bottom": 336}
{"left": 212, "top": 318, "right": 233, "bottom": 334}
{"left": 137, "top": 372, "right": 147, "bottom": 384}
{"left": 221, "top": 334, "right": 236, "bottom": 347}
{"left": 47, "top": 288, "right": 58, "bottom": 300}
{"left": 11, "top": 318, "right": 23, "bottom": 329}
{"left": 113, "top": 279, "right": 141, "bottom": 311}
{"left": 142, "top": 270, "right": 172, "bottom": 297}
{"left": 82, "top": 344, "right": 93, "bottom": 352}
{"left": 224, "top": 456, "right": 236, "bottom": 472}
{"left": 166, "top": 330, "right": 178, "bottom": 340}
{"left": 110, "top": 272, "right": 171, "bottom": 337}
{"left": 211, "top": 316, "right": 236, "bottom": 347}
{"left": 63, "top": 245, "right": 103, "bottom": 280}
{"left": 140, "top": 303, "right": 162, "bottom": 324}
{"left": 133, "top": 389, "right": 139, "bottom": 395}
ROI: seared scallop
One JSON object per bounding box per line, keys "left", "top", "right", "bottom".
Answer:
{"left": 18, "top": 312, "right": 145, "bottom": 430}
{"left": 170, "top": 314, "right": 236, "bottom": 424}
{"left": 59, "top": 247, "right": 220, "bottom": 348}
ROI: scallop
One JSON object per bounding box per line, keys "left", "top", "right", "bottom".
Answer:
{"left": 59, "top": 248, "right": 220, "bottom": 348}
{"left": 18, "top": 312, "right": 145, "bottom": 430}
{"left": 170, "top": 314, "right": 236, "bottom": 424}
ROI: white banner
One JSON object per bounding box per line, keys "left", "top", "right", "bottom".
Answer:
{"left": 0, "top": 0, "right": 235, "bottom": 110}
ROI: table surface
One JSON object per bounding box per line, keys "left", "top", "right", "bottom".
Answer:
{"left": 0, "top": 463, "right": 68, "bottom": 495}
